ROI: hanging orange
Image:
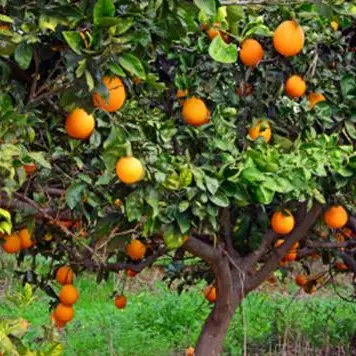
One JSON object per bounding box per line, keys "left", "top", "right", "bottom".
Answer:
{"left": 54, "top": 303, "right": 74, "bottom": 323}
{"left": 285, "top": 75, "right": 307, "bottom": 98}
{"left": 324, "top": 205, "right": 348, "bottom": 229}
{"left": 239, "top": 39, "right": 264, "bottom": 67}
{"left": 65, "top": 108, "right": 95, "bottom": 139}
{"left": 93, "top": 76, "right": 126, "bottom": 112}
{"left": 295, "top": 274, "right": 308, "bottom": 287}
{"left": 19, "top": 228, "right": 33, "bottom": 249}
{"left": 115, "top": 295, "right": 127, "bottom": 309}
{"left": 116, "top": 157, "right": 144, "bottom": 184}
{"left": 249, "top": 120, "right": 272, "bottom": 143}
{"left": 59, "top": 285, "right": 79, "bottom": 306}
{"left": 56, "top": 266, "right": 74, "bottom": 285}
{"left": 182, "top": 97, "right": 210, "bottom": 127}
{"left": 204, "top": 285, "right": 217, "bottom": 303}
{"left": 2, "top": 234, "right": 21, "bottom": 254}
{"left": 271, "top": 210, "right": 295, "bottom": 235}
{"left": 126, "top": 239, "right": 147, "bottom": 261}
{"left": 273, "top": 20, "right": 305, "bottom": 57}
{"left": 308, "top": 93, "right": 326, "bottom": 109}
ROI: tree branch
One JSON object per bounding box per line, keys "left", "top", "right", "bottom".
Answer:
{"left": 245, "top": 202, "right": 323, "bottom": 292}
{"left": 183, "top": 236, "right": 218, "bottom": 265}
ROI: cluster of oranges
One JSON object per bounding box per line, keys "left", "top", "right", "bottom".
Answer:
{"left": 52, "top": 266, "right": 79, "bottom": 328}
{"left": 1, "top": 228, "right": 33, "bottom": 254}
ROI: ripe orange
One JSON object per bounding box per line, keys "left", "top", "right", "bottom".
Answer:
{"left": 116, "top": 156, "right": 144, "bottom": 184}
{"left": 308, "top": 93, "right": 326, "bottom": 109}
{"left": 324, "top": 205, "right": 348, "bottom": 229}
{"left": 274, "top": 239, "right": 285, "bottom": 248}
{"left": 271, "top": 210, "right": 295, "bottom": 235}
{"left": 186, "top": 347, "right": 195, "bottom": 356}
{"left": 115, "top": 295, "right": 127, "bottom": 309}
{"left": 126, "top": 239, "right": 147, "bottom": 261}
{"left": 24, "top": 163, "right": 37, "bottom": 175}
{"left": 59, "top": 285, "right": 79, "bottom": 305}
{"left": 65, "top": 108, "right": 95, "bottom": 139}
{"left": 285, "top": 75, "right": 307, "bottom": 98}
{"left": 51, "top": 312, "right": 67, "bottom": 328}
{"left": 331, "top": 21, "right": 339, "bottom": 31}
{"left": 19, "top": 228, "right": 33, "bottom": 249}
{"left": 204, "top": 285, "right": 217, "bottom": 303}
{"left": 273, "top": 20, "right": 304, "bottom": 57}
{"left": 239, "top": 39, "right": 264, "bottom": 67}
{"left": 207, "top": 22, "right": 221, "bottom": 41}
{"left": 249, "top": 120, "right": 272, "bottom": 143}
{"left": 2, "top": 234, "right": 21, "bottom": 254}
{"left": 295, "top": 274, "right": 308, "bottom": 287}
{"left": 126, "top": 269, "right": 138, "bottom": 277}
{"left": 54, "top": 303, "right": 74, "bottom": 323}
{"left": 335, "top": 261, "right": 348, "bottom": 271}
{"left": 182, "top": 97, "right": 210, "bottom": 127}
{"left": 284, "top": 251, "right": 297, "bottom": 261}
{"left": 56, "top": 266, "right": 74, "bottom": 285}
{"left": 93, "top": 76, "right": 126, "bottom": 112}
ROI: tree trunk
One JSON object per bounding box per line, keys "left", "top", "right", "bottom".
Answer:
{"left": 195, "top": 295, "right": 242, "bottom": 356}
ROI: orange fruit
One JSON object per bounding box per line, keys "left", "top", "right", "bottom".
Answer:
{"left": 65, "top": 108, "right": 95, "bottom": 139}
{"left": 0, "top": 25, "right": 9, "bottom": 31}
{"left": 331, "top": 21, "right": 339, "bottom": 31}
{"left": 295, "top": 274, "right": 308, "bottom": 287}
{"left": 126, "top": 239, "right": 147, "bottom": 260}
{"left": 335, "top": 261, "right": 348, "bottom": 271}
{"left": 285, "top": 75, "right": 307, "bottom": 98}
{"left": 2, "top": 234, "right": 21, "bottom": 254}
{"left": 114, "top": 199, "right": 123, "bottom": 207}
{"left": 93, "top": 76, "right": 126, "bottom": 112}
{"left": 59, "top": 285, "right": 79, "bottom": 306}
{"left": 271, "top": 210, "right": 295, "bottom": 235}
{"left": 177, "top": 89, "right": 189, "bottom": 103}
{"left": 284, "top": 251, "right": 297, "bottom": 261}
{"left": 274, "top": 239, "right": 285, "bottom": 248}
{"left": 182, "top": 97, "right": 209, "bottom": 127}
{"left": 207, "top": 22, "right": 221, "bottom": 41}
{"left": 19, "top": 228, "right": 33, "bottom": 249}
{"left": 204, "top": 285, "right": 217, "bottom": 303}
{"left": 115, "top": 295, "right": 127, "bottom": 309}
{"left": 249, "top": 120, "right": 272, "bottom": 143}
{"left": 126, "top": 269, "right": 138, "bottom": 277}
{"left": 324, "top": 205, "right": 348, "bottom": 229}
{"left": 56, "top": 266, "right": 74, "bottom": 285}
{"left": 273, "top": 20, "right": 304, "bottom": 57}
{"left": 291, "top": 241, "right": 300, "bottom": 250}
{"left": 239, "top": 39, "right": 264, "bottom": 67}
{"left": 308, "top": 93, "right": 326, "bottom": 109}
{"left": 24, "top": 163, "right": 37, "bottom": 175}
{"left": 116, "top": 156, "right": 144, "bottom": 184}
{"left": 54, "top": 303, "right": 74, "bottom": 323}
{"left": 186, "top": 347, "right": 195, "bottom": 356}
{"left": 51, "top": 312, "right": 67, "bottom": 328}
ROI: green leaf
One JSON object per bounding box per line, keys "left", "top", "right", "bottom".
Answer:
{"left": 14, "top": 43, "right": 32, "bottom": 70}
{"left": 125, "top": 191, "right": 143, "bottom": 222}
{"left": 244, "top": 24, "right": 273, "bottom": 38}
{"left": 118, "top": 53, "right": 146, "bottom": 80}
{"left": 163, "top": 225, "right": 186, "bottom": 250}
{"left": 39, "top": 15, "right": 59, "bottom": 31}
{"left": 62, "top": 31, "right": 83, "bottom": 55}
{"left": 85, "top": 70, "right": 95, "bottom": 91}
{"left": 209, "top": 191, "right": 229, "bottom": 207}
{"left": 241, "top": 167, "right": 264, "bottom": 183}
{"left": 0, "top": 14, "right": 14, "bottom": 23}
{"left": 194, "top": 0, "right": 216, "bottom": 16}
{"left": 345, "top": 121, "right": 356, "bottom": 140}
{"left": 176, "top": 213, "right": 191, "bottom": 234}
{"left": 94, "top": 0, "right": 115, "bottom": 25}
{"left": 178, "top": 201, "right": 189, "bottom": 212}
{"left": 145, "top": 189, "right": 160, "bottom": 218}
{"left": 109, "top": 63, "right": 126, "bottom": 77}
{"left": 116, "top": 17, "right": 135, "bottom": 35}
{"left": 255, "top": 186, "right": 274, "bottom": 204}
{"left": 208, "top": 35, "right": 238, "bottom": 64}
{"left": 0, "top": 208, "right": 11, "bottom": 222}
{"left": 65, "top": 183, "right": 86, "bottom": 209}
{"left": 341, "top": 75, "right": 356, "bottom": 100}
{"left": 205, "top": 176, "right": 219, "bottom": 195}
{"left": 27, "top": 152, "right": 51, "bottom": 169}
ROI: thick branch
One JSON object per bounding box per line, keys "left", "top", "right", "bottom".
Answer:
{"left": 246, "top": 203, "right": 323, "bottom": 292}
{"left": 183, "top": 236, "right": 218, "bottom": 264}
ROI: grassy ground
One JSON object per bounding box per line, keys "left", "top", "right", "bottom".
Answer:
{"left": 1, "top": 269, "right": 356, "bottom": 356}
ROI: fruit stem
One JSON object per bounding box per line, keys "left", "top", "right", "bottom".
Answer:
{"left": 126, "top": 141, "right": 133, "bottom": 157}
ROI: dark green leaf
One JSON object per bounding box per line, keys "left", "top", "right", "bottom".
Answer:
{"left": 14, "top": 43, "right": 32, "bottom": 70}
{"left": 118, "top": 53, "right": 146, "bottom": 80}
{"left": 65, "top": 183, "right": 86, "bottom": 209}
{"left": 193, "top": 0, "right": 216, "bottom": 16}
{"left": 93, "top": 0, "right": 115, "bottom": 25}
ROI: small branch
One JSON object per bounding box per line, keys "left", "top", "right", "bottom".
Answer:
{"left": 28, "top": 47, "right": 40, "bottom": 104}
{"left": 305, "top": 240, "right": 356, "bottom": 249}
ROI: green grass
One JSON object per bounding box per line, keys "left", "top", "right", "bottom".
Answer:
{"left": 1, "top": 274, "right": 356, "bottom": 356}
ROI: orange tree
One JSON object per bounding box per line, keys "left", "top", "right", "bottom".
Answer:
{"left": 0, "top": 0, "right": 356, "bottom": 354}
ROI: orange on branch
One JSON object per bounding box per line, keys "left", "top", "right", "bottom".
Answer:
{"left": 335, "top": 261, "right": 348, "bottom": 271}
{"left": 284, "top": 251, "right": 297, "bottom": 261}
{"left": 115, "top": 295, "right": 127, "bottom": 309}
{"left": 204, "top": 285, "right": 217, "bottom": 303}
{"left": 126, "top": 239, "right": 147, "bottom": 261}
{"left": 207, "top": 22, "right": 221, "bottom": 41}
{"left": 24, "top": 163, "right": 37, "bottom": 175}
{"left": 273, "top": 20, "right": 304, "bottom": 57}
{"left": 19, "top": 228, "right": 33, "bottom": 249}
{"left": 182, "top": 97, "right": 210, "bottom": 127}
{"left": 65, "top": 108, "right": 95, "bottom": 139}
{"left": 249, "top": 120, "right": 271, "bottom": 143}
{"left": 93, "top": 76, "right": 126, "bottom": 112}
{"left": 54, "top": 304, "right": 74, "bottom": 323}
{"left": 271, "top": 210, "right": 295, "bottom": 235}
{"left": 56, "top": 266, "right": 74, "bottom": 285}
{"left": 239, "top": 39, "right": 264, "bottom": 67}
{"left": 186, "top": 347, "right": 195, "bottom": 356}
{"left": 285, "top": 75, "right": 307, "bottom": 98}
{"left": 116, "top": 157, "right": 144, "bottom": 184}
{"left": 324, "top": 205, "right": 348, "bottom": 229}
{"left": 59, "top": 285, "right": 79, "bottom": 306}
{"left": 295, "top": 274, "right": 308, "bottom": 287}
{"left": 126, "top": 269, "right": 138, "bottom": 277}
{"left": 2, "top": 234, "right": 21, "bottom": 254}
{"left": 308, "top": 93, "right": 326, "bottom": 109}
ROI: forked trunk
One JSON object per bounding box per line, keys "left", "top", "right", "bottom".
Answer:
{"left": 195, "top": 296, "right": 242, "bottom": 356}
